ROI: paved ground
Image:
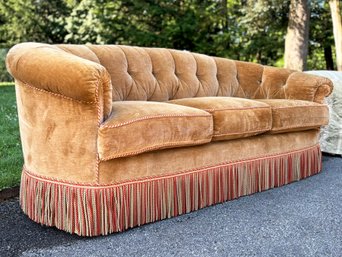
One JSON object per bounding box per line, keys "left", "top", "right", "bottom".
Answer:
{"left": 1, "top": 155, "right": 342, "bottom": 257}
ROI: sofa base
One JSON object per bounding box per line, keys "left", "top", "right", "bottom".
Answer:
{"left": 20, "top": 144, "right": 321, "bottom": 236}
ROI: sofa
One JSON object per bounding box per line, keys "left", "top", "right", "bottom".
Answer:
{"left": 6, "top": 43, "right": 333, "bottom": 236}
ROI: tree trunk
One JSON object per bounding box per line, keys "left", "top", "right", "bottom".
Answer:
{"left": 324, "top": 45, "right": 335, "bottom": 70}
{"left": 329, "top": 0, "right": 342, "bottom": 71}
{"left": 284, "top": 0, "right": 310, "bottom": 71}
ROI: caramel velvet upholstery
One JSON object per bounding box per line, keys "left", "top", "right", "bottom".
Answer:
{"left": 169, "top": 97, "right": 272, "bottom": 140}
{"left": 5, "top": 42, "right": 333, "bottom": 182}
{"left": 6, "top": 42, "right": 334, "bottom": 236}
{"left": 55, "top": 44, "right": 333, "bottom": 103}
{"left": 14, "top": 80, "right": 99, "bottom": 183}
{"left": 98, "top": 101, "right": 213, "bottom": 160}
{"left": 255, "top": 99, "right": 329, "bottom": 133}
{"left": 6, "top": 42, "right": 112, "bottom": 120}
{"left": 99, "top": 130, "right": 320, "bottom": 184}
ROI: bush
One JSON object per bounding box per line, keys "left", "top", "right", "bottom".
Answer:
{"left": 0, "top": 49, "right": 13, "bottom": 82}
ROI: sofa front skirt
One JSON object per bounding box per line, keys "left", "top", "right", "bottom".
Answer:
{"left": 20, "top": 144, "right": 321, "bottom": 236}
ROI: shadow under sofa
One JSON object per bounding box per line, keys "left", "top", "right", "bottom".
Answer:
{"left": 6, "top": 43, "right": 333, "bottom": 236}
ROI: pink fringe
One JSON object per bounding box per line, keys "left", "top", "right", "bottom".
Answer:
{"left": 20, "top": 145, "right": 321, "bottom": 236}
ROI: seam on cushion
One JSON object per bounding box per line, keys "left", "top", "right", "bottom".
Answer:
{"left": 234, "top": 62, "right": 247, "bottom": 98}
{"left": 143, "top": 48, "right": 158, "bottom": 100}
{"left": 21, "top": 82, "right": 96, "bottom": 104}
{"left": 213, "top": 58, "right": 220, "bottom": 96}
{"left": 271, "top": 122, "right": 328, "bottom": 131}
{"left": 84, "top": 45, "right": 101, "bottom": 64}
{"left": 100, "top": 114, "right": 212, "bottom": 129}
{"left": 134, "top": 48, "right": 151, "bottom": 99}
{"left": 168, "top": 50, "right": 180, "bottom": 99}
{"left": 22, "top": 144, "right": 320, "bottom": 187}
{"left": 259, "top": 66, "right": 267, "bottom": 98}
{"left": 270, "top": 105, "right": 328, "bottom": 110}
{"left": 256, "top": 86, "right": 267, "bottom": 99}
{"left": 191, "top": 53, "right": 202, "bottom": 97}
{"left": 280, "top": 70, "right": 296, "bottom": 99}
{"left": 125, "top": 50, "right": 150, "bottom": 99}
{"left": 117, "top": 46, "right": 134, "bottom": 100}
{"left": 203, "top": 106, "right": 270, "bottom": 112}
{"left": 213, "top": 127, "right": 271, "bottom": 137}
{"left": 100, "top": 138, "right": 211, "bottom": 161}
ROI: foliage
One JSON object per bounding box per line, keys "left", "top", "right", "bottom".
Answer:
{"left": 0, "top": 49, "right": 12, "bottom": 82}
{"left": 0, "top": 86, "right": 23, "bottom": 190}
{"left": 62, "top": 0, "right": 290, "bottom": 65}
{"left": 0, "top": 0, "right": 339, "bottom": 79}
{"left": 309, "top": 0, "right": 336, "bottom": 70}
{"left": 0, "top": 0, "right": 71, "bottom": 46}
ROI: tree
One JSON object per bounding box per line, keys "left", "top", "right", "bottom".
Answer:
{"left": 309, "top": 0, "right": 335, "bottom": 70}
{"left": 329, "top": 0, "right": 342, "bottom": 71}
{"left": 237, "top": 0, "right": 289, "bottom": 65}
{"left": 0, "top": 0, "right": 339, "bottom": 82}
{"left": 0, "top": 0, "right": 71, "bottom": 47}
{"left": 284, "top": 0, "right": 310, "bottom": 71}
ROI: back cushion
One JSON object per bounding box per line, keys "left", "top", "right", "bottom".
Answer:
{"left": 57, "top": 44, "right": 288, "bottom": 101}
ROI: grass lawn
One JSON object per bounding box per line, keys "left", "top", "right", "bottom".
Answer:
{"left": 0, "top": 83, "right": 23, "bottom": 190}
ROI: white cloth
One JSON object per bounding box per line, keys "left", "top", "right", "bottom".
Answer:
{"left": 305, "top": 71, "right": 342, "bottom": 155}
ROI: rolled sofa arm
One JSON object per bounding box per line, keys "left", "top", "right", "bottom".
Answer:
{"left": 6, "top": 42, "right": 113, "bottom": 183}
{"left": 6, "top": 42, "right": 112, "bottom": 118}
{"left": 284, "top": 71, "right": 333, "bottom": 104}
{"left": 234, "top": 61, "right": 333, "bottom": 104}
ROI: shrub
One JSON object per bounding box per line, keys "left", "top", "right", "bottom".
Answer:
{"left": 0, "top": 49, "right": 13, "bottom": 82}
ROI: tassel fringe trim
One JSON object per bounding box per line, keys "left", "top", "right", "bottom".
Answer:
{"left": 20, "top": 145, "right": 321, "bottom": 236}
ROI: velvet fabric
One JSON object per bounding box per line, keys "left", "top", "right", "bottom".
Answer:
{"left": 169, "top": 97, "right": 272, "bottom": 140}
{"left": 255, "top": 99, "right": 329, "bottom": 133}
{"left": 98, "top": 130, "right": 319, "bottom": 184}
{"left": 5, "top": 42, "right": 333, "bottom": 186}
{"left": 15, "top": 81, "right": 99, "bottom": 183}
{"left": 21, "top": 145, "right": 321, "bottom": 236}
{"left": 55, "top": 44, "right": 333, "bottom": 103}
{"left": 232, "top": 64, "right": 333, "bottom": 103}
{"left": 98, "top": 101, "right": 213, "bottom": 160}
{"left": 6, "top": 42, "right": 333, "bottom": 236}
{"left": 6, "top": 42, "right": 113, "bottom": 120}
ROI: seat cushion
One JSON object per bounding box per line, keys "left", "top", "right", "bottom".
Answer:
{"left": 169, "top": 97, "right": 272, "bottom": 141}
{"left": 254, "top": 99, "right": 329, "bottom": 133}
{"left": 98, "top": 101, "right": 213, "bottom": 160}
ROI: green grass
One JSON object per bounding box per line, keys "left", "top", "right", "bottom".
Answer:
{"left": 0, "top": 84, "right": 23, "bottom": 190}
{"left": 0, "top": 82, "right": 14, "bottom": 87}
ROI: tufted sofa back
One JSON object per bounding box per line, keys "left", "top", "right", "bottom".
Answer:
{"left": 57, "top": 44, "right": 293, "bottom": 102}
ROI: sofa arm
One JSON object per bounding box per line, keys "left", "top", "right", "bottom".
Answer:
{"left": 284, "top": 71, "right": 333, "bottom": 104}
{"left": 6, "top": 42, "right": 112, "bottom": 119}
{"left": 234, "top": 61, "right": 333, "bottom": 104}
